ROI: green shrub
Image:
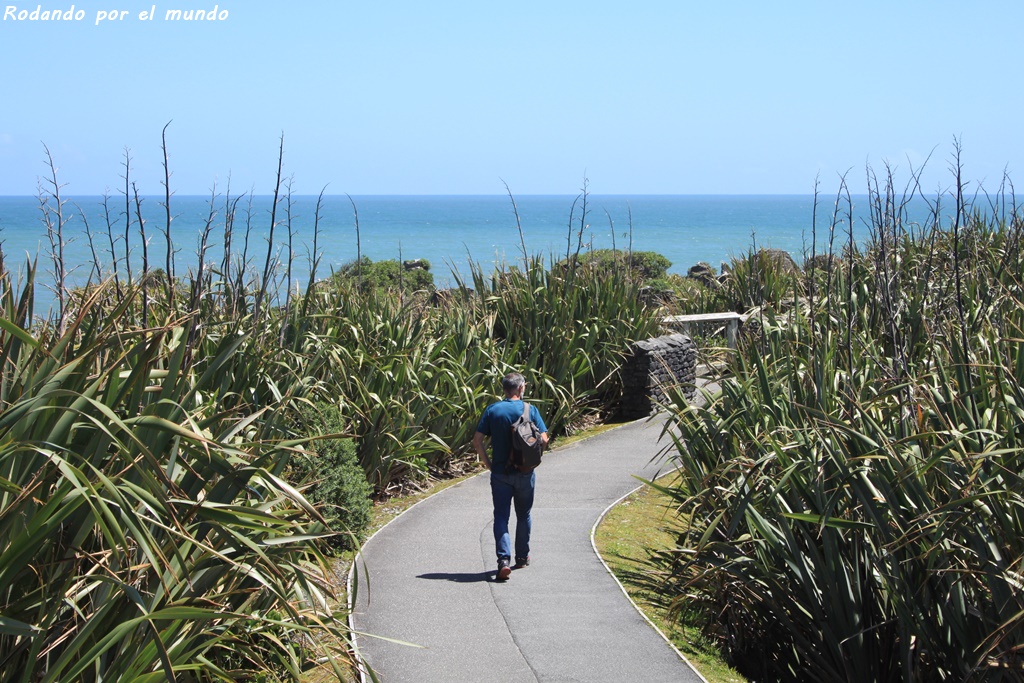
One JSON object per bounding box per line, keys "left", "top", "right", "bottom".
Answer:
{"left": 718, "top": 247, "right": 801, "bottom": 312}
{"left": 665, "top": 274, "right": 724, "bottom": 315}
{"left": 556, "top": 249, "right": 671, "bottom": 283}
{"left": 305, "top": 283, "right": 496, "bottom": 489}
{"left": 332, "top": 256, "right": 434, "bottom": 294}
{"left": 293, "top": 402, "right": 373, "bottom": 551}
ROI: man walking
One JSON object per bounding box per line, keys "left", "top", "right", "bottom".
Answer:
{"left": 472, "top": 372, "right": 549, "bottom": 581}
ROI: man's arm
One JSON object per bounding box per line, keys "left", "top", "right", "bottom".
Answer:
{"left": 530, "top": 406, "right": 550, "bottom": 448}
{"left": 472, "top": 431, "right": 491, "bottom": 469}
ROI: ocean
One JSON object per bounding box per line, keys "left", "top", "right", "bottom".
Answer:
{"left": 0, "top": 193, "right": 937, "bottom": 313}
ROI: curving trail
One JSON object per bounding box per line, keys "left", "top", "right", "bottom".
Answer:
{"left": 350, "top": 416, "right": 706, "bottom": 682}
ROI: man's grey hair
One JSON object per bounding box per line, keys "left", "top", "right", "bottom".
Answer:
{"left": 501, "top": 372, "right": 526, "bottom": 395}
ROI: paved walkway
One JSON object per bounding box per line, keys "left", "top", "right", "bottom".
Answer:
{"left": 350, "top": 415, "right": 707, "bottom": 682}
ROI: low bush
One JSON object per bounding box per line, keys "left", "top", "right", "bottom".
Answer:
{"left": 556, "top": 248, "right": 672, "bottom": 282}
{"left": 292, "top": 402, "right": 373, "bottom": 552}
{"left": 332, "top": 256, "right": 434, "bottom": 294}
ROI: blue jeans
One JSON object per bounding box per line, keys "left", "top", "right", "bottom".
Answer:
{"left": 490, "top": 469, "right": 535, "bottom": 561}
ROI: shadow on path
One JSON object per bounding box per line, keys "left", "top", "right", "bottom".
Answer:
{"left": 416, "top": 571, "right": 494, "bottom": 583}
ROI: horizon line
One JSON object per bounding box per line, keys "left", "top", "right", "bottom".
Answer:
{"left": 0, "top": 191, "right": 879, "bottom": 199}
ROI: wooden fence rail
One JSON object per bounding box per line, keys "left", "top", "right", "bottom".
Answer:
{"left": 663, "top": 312, "right": 746, "bottom": 349}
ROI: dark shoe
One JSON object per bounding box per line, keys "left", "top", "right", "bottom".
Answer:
{"left": 514, "top": 556, "right": 530, "bottom": 569}
{"left": 496, "top": 558, "right": 511, "bottom": 581}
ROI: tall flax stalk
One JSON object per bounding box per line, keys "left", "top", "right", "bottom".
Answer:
{"left": 39, "top": 145, "right": 67, "bottom": 330}
{"left": 254, "top": 134, "right": 285, "bottom": 325}
{"left": 160, "top": 121, "right": 176, "bottom": 309}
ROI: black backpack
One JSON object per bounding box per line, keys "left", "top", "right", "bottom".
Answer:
{"left": 510, "top": 402, "right": 544, "bottom": 472}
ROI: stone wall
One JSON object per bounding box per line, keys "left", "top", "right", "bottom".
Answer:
{"left": 620, "top": 333, "right": 697, "bottom": 419}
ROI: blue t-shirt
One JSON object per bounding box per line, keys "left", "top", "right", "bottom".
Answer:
{"left": 476, "top": 398, "right": 547, "bottom": 471}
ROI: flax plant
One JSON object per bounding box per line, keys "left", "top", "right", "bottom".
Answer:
{"left": 303, "top": 282, "right": 496, "bottom": 489}
{"left": 467, "top": 254, "right": 662, "bottom": 430}
{"left": 0, "top": 271, "right": 354, "bottom": 681}
{"left": 647, "top": 173, "right": 1024, "bottom": 682}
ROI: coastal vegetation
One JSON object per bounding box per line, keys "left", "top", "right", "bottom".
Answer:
{"left": 0, "top": 144, "right": 665, "bottom": 680}
{"left": 330, "top": 256, "right": 434, "bottom": 296}
{"left": 3, "top": 136, "right": 1021, "bottom": 681}
{"left": 641, "top": 160, "right": 1024, "bottom": 681}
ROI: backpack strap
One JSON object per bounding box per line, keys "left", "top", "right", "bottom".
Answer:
{"left": 522, "top": 402, "right": 530, "bottom": 420}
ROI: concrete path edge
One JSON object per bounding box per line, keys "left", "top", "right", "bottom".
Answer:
{"left": 589, "top": 477, "right": 710, "bottom": 683}
{"left": 345, "top": 472, "right": 488, "bottom": 683}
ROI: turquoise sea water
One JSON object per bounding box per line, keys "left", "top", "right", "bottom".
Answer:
{"left": 0, "top": 194, "right": 936, "bottom": 313}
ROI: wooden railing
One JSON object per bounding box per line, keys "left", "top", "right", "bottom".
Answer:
{"left": 663, "top": 312, "right": 746, "bottom": 349}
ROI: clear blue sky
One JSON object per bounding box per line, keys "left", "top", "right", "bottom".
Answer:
{"left": 1, "top": 1, "right": 1020, "bottom": 196}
